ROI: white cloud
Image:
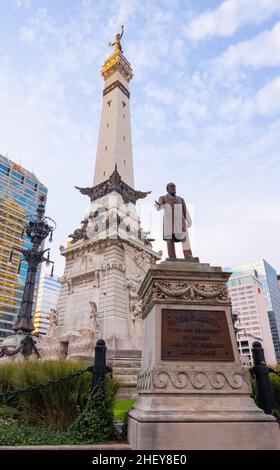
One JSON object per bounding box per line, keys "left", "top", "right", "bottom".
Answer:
{"left": 144, "top": 85, "right": 177, "bottom": 105}
{"left": 108, "top": 0, "right": 139, "bottom": 28}
{"left": 255, "top": 76, "right": 280, "bottom": 115}
{"left": 216, "top": 22, "right": 280, "bottom": 68}
{"left": 19, "top": 26, "right": 35, "bottom": 42}
{"left": 186, "top": 0, "right": 280, "bottom": 40}
{"left": 14, "top": 0, "right": 32, "bottom": 9}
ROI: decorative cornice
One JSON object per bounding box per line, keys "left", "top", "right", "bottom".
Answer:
{"left": 101, "top": 50, "right": 133, "bottom": 81}
{"left": 60, "top": 234, "right": 160, "bottom": 262}
{"left": 141, "top": 279, "right": 230, "bottom": 318}
{"left": 75, "top": 167, "right": 151, "bottom": 205}
{"left": 155, "top": 280, "right": 229, "bottom": 300}
{"left": 60, "top": 238, "right": 124, "bottom": 259}
{"left": 137, "top": 368, "right": 249, "bottom": 394}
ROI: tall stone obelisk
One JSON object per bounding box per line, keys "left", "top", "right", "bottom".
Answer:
{"left": 51, "top": 29, "right": 160, "bottom": 386}
{"left": 94, "top": 26, "right": 134, "bottom": 188}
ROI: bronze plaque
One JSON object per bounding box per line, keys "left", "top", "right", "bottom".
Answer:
{"left": 161, "top": 309, "right": 234, "bottom": 361}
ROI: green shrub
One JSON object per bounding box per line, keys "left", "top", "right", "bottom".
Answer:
{"left": 121, "top": 412, "right": 129, "bottom": 441}
{"left": 270, "top": 367, "right": 280, "bottom": 422}
{"left": 69, "top": 376, "right": 119, "bottom": 444}
{"left": 0, "top": 360, "right": 91, "bottom": 430}
{"left": 0, "top": 423, "right": 75, "bottom": 446}
{"left": 250, "top": 365, "right": 280, "bottom": 422}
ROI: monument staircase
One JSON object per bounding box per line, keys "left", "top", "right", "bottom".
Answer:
{"left": 108, "top": 350, "right": 142, "bottom": 398}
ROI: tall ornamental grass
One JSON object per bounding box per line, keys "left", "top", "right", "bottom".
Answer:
{"left": 0, "top": 360, "right": 91, "bottom": 430}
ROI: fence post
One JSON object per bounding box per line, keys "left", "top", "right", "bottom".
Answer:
{"left": 251, "top": 341, "right": 274, "bottom": 414}
{"left": 92, "top": 339, "right": 107, "bottom": 392}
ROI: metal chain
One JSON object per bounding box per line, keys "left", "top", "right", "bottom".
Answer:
{"left": 250, "top": 367, "right": 280, "bottom": 378}
{"left": 268, "top": 368, "right": 280, "bottom": 377}
{"left": 0, "top": 365, "right": 92, "bottom": 399}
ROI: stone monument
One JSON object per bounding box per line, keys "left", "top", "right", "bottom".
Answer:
{"left": 39, "top": 28, "right": 161, "bottom": 393}
{"left": 128, "top": 184, "right": 280, "bottom": 449}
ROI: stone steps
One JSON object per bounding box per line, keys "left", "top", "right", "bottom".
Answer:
{"left": 113, "top": 367, "right": 140, "bottom": 375}
{"left": 110, "top": 360, "right": 142, "bottom": 368}
{"left": 109, "top": 351, "right": 141, "bottom": 399}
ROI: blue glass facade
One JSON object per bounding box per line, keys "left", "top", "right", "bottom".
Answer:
{"left": 224, "top": 259, "right": 280, "bottom": 361}
{"left": 0, "top": 154, "right": 48, "bottom": 340}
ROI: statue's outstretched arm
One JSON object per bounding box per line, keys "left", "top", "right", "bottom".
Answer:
{"left": 155, "top": 196, "right": 164, "bottom": 210}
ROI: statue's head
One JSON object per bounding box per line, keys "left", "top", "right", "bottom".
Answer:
{"left": 166, "top": 182, "right": 176, "bottom": 196}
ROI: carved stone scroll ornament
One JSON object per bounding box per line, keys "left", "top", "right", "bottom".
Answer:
{"left": 137, "top": 369, "right": 247, "bottom": 392}
{"left": 153, "top": 281, "right": 229, "bottom": 302}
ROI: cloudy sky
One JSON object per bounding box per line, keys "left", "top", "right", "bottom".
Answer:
{"left": 1, "top": 0, "right": 280, "bottom": 275}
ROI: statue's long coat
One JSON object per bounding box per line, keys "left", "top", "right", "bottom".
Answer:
{"left": 158, "top": 193, "right": 191, "bottom": 243}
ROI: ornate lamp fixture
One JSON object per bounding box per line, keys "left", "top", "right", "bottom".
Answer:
{"left": 0, "top": 195, "right": 56, "bottom": 359}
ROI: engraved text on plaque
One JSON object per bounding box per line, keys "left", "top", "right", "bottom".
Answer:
{"left": 161, "top": 309, "right": 234, "bottom": 361}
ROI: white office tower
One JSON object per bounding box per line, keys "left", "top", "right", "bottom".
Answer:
{"left": 228, "top": 273, "right": 276, "bottom": 365}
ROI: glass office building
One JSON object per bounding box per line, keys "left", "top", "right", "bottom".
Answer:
{"left": 224, "top": 259, "right": 280, "bottom": 362}
{"left": 34, "top": 274, "right": 61, "bottom": 335}
{"left": 0, "top": 154, "right": 48, "bottom": 341}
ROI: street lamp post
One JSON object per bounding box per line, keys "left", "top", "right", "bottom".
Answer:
{"left": 0, "top": 195, "right": 56, "bottom": 359}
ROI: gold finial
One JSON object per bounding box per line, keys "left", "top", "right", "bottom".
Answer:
{"left": 109, "top": 25, "right": 124, "bottom": 53}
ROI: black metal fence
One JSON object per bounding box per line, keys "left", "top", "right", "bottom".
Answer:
{"left": 250, "top": 341, "right": 280, "bottom": 416}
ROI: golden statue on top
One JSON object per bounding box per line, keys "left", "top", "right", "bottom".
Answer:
{"left": 109, "top": 25, "right": 124, "bottom": 53}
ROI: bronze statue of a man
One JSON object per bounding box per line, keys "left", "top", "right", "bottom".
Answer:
{"left": 155, "top": 182, "right": 193, "bottom": 260}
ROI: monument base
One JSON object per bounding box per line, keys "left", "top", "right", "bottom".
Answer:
{"left": 128, "top": 417, "right": 280, "bottom": 450}
{"left": 128, "top": 260, "right": 280, "bottom": 450}
{"left": 129, "top": 394, "right": 280, "bottom": 449}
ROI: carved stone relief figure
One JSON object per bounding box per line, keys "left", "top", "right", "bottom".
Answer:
{"left": 89, "top": 301, "right": 100, "bottom": 337}
{"left": 47, "top": 308, "right": 59, "bottom": 337}
{"left": 127, "top": 277, "right": 143, "bottom": 321}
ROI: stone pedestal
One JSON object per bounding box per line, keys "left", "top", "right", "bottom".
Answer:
{"left": 128, "top": 260, "right": 280, "bottom": 450}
